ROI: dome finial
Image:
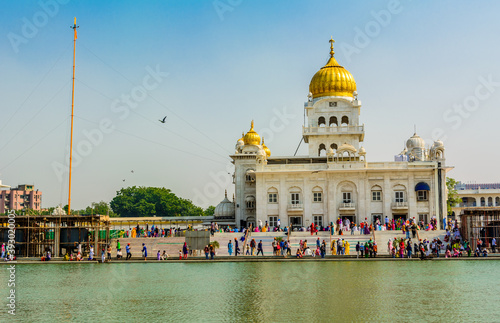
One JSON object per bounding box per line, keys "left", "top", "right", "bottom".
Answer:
{"left": 244, "top": 120, "right": 261, "bottom": 145}
{"left": 329, "top": 36, "right": 335, "bottom": 57}
{"left": 225, "top": 189, "right": 227, "bottom": 198}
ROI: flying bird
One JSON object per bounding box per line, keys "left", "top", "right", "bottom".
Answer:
{"left": 131, "top": 170, "right": 134, "bottom": 173}
{"left": 159, "top": 116, "right": 167, "bottom": 123}
{"left": 122, "top": 179, "right": 125, "bottom": 182}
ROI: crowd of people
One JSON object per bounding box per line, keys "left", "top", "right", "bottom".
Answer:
{"left": 121, "top": 224, "right": 187, "bottom": 238}
{"left": 6, "top": 215, "right": 492, "bottom": 262}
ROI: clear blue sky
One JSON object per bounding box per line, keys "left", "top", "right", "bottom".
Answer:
{"left": 1, "top": 0, "right": 500, "bottom": 209}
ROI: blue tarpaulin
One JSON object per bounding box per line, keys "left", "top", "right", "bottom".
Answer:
{"left": 415, "top": 182, "right": 430, "bottom": 191}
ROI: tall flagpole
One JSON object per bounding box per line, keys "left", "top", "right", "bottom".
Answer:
{"left": 68, "top": 17, "right": 78, "bottom": 215}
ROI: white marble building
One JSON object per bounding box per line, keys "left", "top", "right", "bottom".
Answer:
{"left": 216, "top": 39, "right": 449, "bottom": 229}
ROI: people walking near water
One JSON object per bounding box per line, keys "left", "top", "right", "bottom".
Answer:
{"left": 250, "top": 239, "right": 256, "bottom": 255}
{"left": 257, "top": 240, "right": 264, "bottom": 256}
{"left": 209, "top": 244, "right": 215, "bottom": 259}
{"left": 234, "top": 238, "right": 240, "bottom": 256}
{"left": 107, "top": 244, "right": 112, "bottom": 260}
{"left": 89, "top": 245, "right": 94, "bottom": 260}
{"left": 182, "top": 242, "right": 188, "bottom": 259}
{"left": 126, "top": 243, "right": 131, "bottom": 260}
{"left": 205, "top": 245, "right": 210, "bottom": 259}
{"left": 227, "top": 240, "right": 233, "bottom": 256}
{"left": 142, "top": 243, "right": 147, "bottom": 261}
{"left": 101, "top": 248, "right": 105, "bottom": 263}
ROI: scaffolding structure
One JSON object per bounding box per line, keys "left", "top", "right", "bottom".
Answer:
{"left": 0, "top": 214, "right": 110, "bottom": 257}
{"left": 460, "top": 208, "right": 500, "bottom": 250}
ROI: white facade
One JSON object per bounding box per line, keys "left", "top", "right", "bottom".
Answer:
{"left": 224, "top": 40, "right": 449, "bottom": 229}
{"left": 452, "top": 183, "right": 500, "bottom": 217}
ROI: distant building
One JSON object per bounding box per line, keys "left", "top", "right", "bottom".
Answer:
{"left": 452, "top": 182, "right": 500, "bottom": 216}
{"left": 0, "top": 184, "right": 42, "bottom": 213}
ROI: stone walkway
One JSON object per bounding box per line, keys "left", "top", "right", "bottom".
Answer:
{"left": 109, "top": 229, "right": 447, "bottom": 258}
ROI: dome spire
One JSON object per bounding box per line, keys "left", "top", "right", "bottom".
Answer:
{"left": 309, "top": 37, "right": 356, "bottom": 98}
{"left": 243, "top": 120, "right": 260, "bottom": 145}
{"left": 225, "top": 189, "right": 227, "bottom": 198}
{"left": 329, "top": 36, "right": 335, "bottom": 57}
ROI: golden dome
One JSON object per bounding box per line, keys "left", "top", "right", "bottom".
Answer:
{"left": 262, "top": 137, "right": 271, "bottom": 157}
{"left": 244, "top": 120, "right": 260, "bottom": 145}
{"left": 309, "top": 37, "right": 357, "bottom": 99}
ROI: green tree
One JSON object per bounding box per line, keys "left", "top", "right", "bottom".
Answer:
{"left": 84, "top": 201, "right": 117, "bottom": 217}
{"left": 110, "top": 186, "right": 206, "bottom": 217}
{"left": 446, "top": 177, "right": 462, "bottom": 215}
{"left": 204, "top": 206, "right": 215, "bottom": 216}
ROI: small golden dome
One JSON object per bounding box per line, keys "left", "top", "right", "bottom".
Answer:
{"left": 244, "top": 120, "right": 261, "bottom": 145}
{"left": 237, "top": 132, "right": 245, "bottom": 143}
{"left": 262, "top": 137, "right": 271, "bottom": 157}
{"left": 309, "top": 37, "right": 357, "bottom": 99}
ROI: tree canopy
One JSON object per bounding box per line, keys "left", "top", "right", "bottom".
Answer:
{"left": 446, "top": 177, "right": 462, "bottom": 215}
{"left": 110, "top": 186, "right": 211, "bottom": 217}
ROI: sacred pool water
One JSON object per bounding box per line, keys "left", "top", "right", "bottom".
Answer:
{"left": 1, "top": 260, "right": 499, "bottom": 321}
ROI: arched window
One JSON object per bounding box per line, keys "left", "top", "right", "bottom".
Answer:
{"left": 496, "top": 197, "right": 500, "bottom": 206}
{"left": 371, "top": 185, "right": 382, "bottom": 202}
{"left": 393, "top": 184, "right": 406, "bottom": 203}
{"left": 245, "top": 195, "right": 255, "bottom": 209}
{"left": 461, "top": 197, "right": 468, "bottom": 207}
{"left": 341, "top": 116, "right": 349, "bottom": 125}
{"left": 312, "top": 186, "right": 323, "bottom": 203}
{"left": 329, "top": 116, "right": 338, "bottom": 126}
{"left": 318, "top": 116, "right": 326, "bottom": 127}
{"left": 330, "top": 143, "right": 338, "bottom": 151}
{"left": 488, "top": 197, "right": 493, "bottom": 206}
{"left": 415, "top": 182, "right": 430, "bottom": 201}
{"left": 267, "top": 187, "right": 278, "bottom": 203}
{"left": 481, "top": 197, "right": 486, "bottom": 207}
{"left": 318, "top": 144, "right": 326, "bottom": 157}
{"left": 289, "top": 187, "right": 302, "bottom": 205}
{"left": 245, "top": 169, "right": 256, "bottom": 182}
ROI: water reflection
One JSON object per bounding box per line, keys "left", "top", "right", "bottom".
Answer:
{"left": 1, "top": 261, "right": 499, "bottom": 322}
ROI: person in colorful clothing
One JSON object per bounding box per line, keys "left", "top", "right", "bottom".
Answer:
{"left": 142, "top": 243, "right": 147, "bottom": 261}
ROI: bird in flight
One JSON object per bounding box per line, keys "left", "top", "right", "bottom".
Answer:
{"left": 159, "top": 116, "right": 167, "bottom": 123}
{"left": 131, "top": 170, "right": 134, "bottom": 173}
{"left": 122, "top": 179, "right": 125, "bottom": 182}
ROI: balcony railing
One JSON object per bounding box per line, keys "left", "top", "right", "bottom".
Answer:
{"left": 303, "top": 125, "right": 364, "bottom": 134}
{"left": 392, "top": 201, "right": 408, "bottom": 209}
{"left": 287, "top": 203, "right": 303, "bottom": 211}
{"left": 339, "top": 202, "right": 356, "bottom": 210}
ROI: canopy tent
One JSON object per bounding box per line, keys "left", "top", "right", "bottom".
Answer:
{"left": 415, "top": 182, "right": 430, "bottom": 191}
